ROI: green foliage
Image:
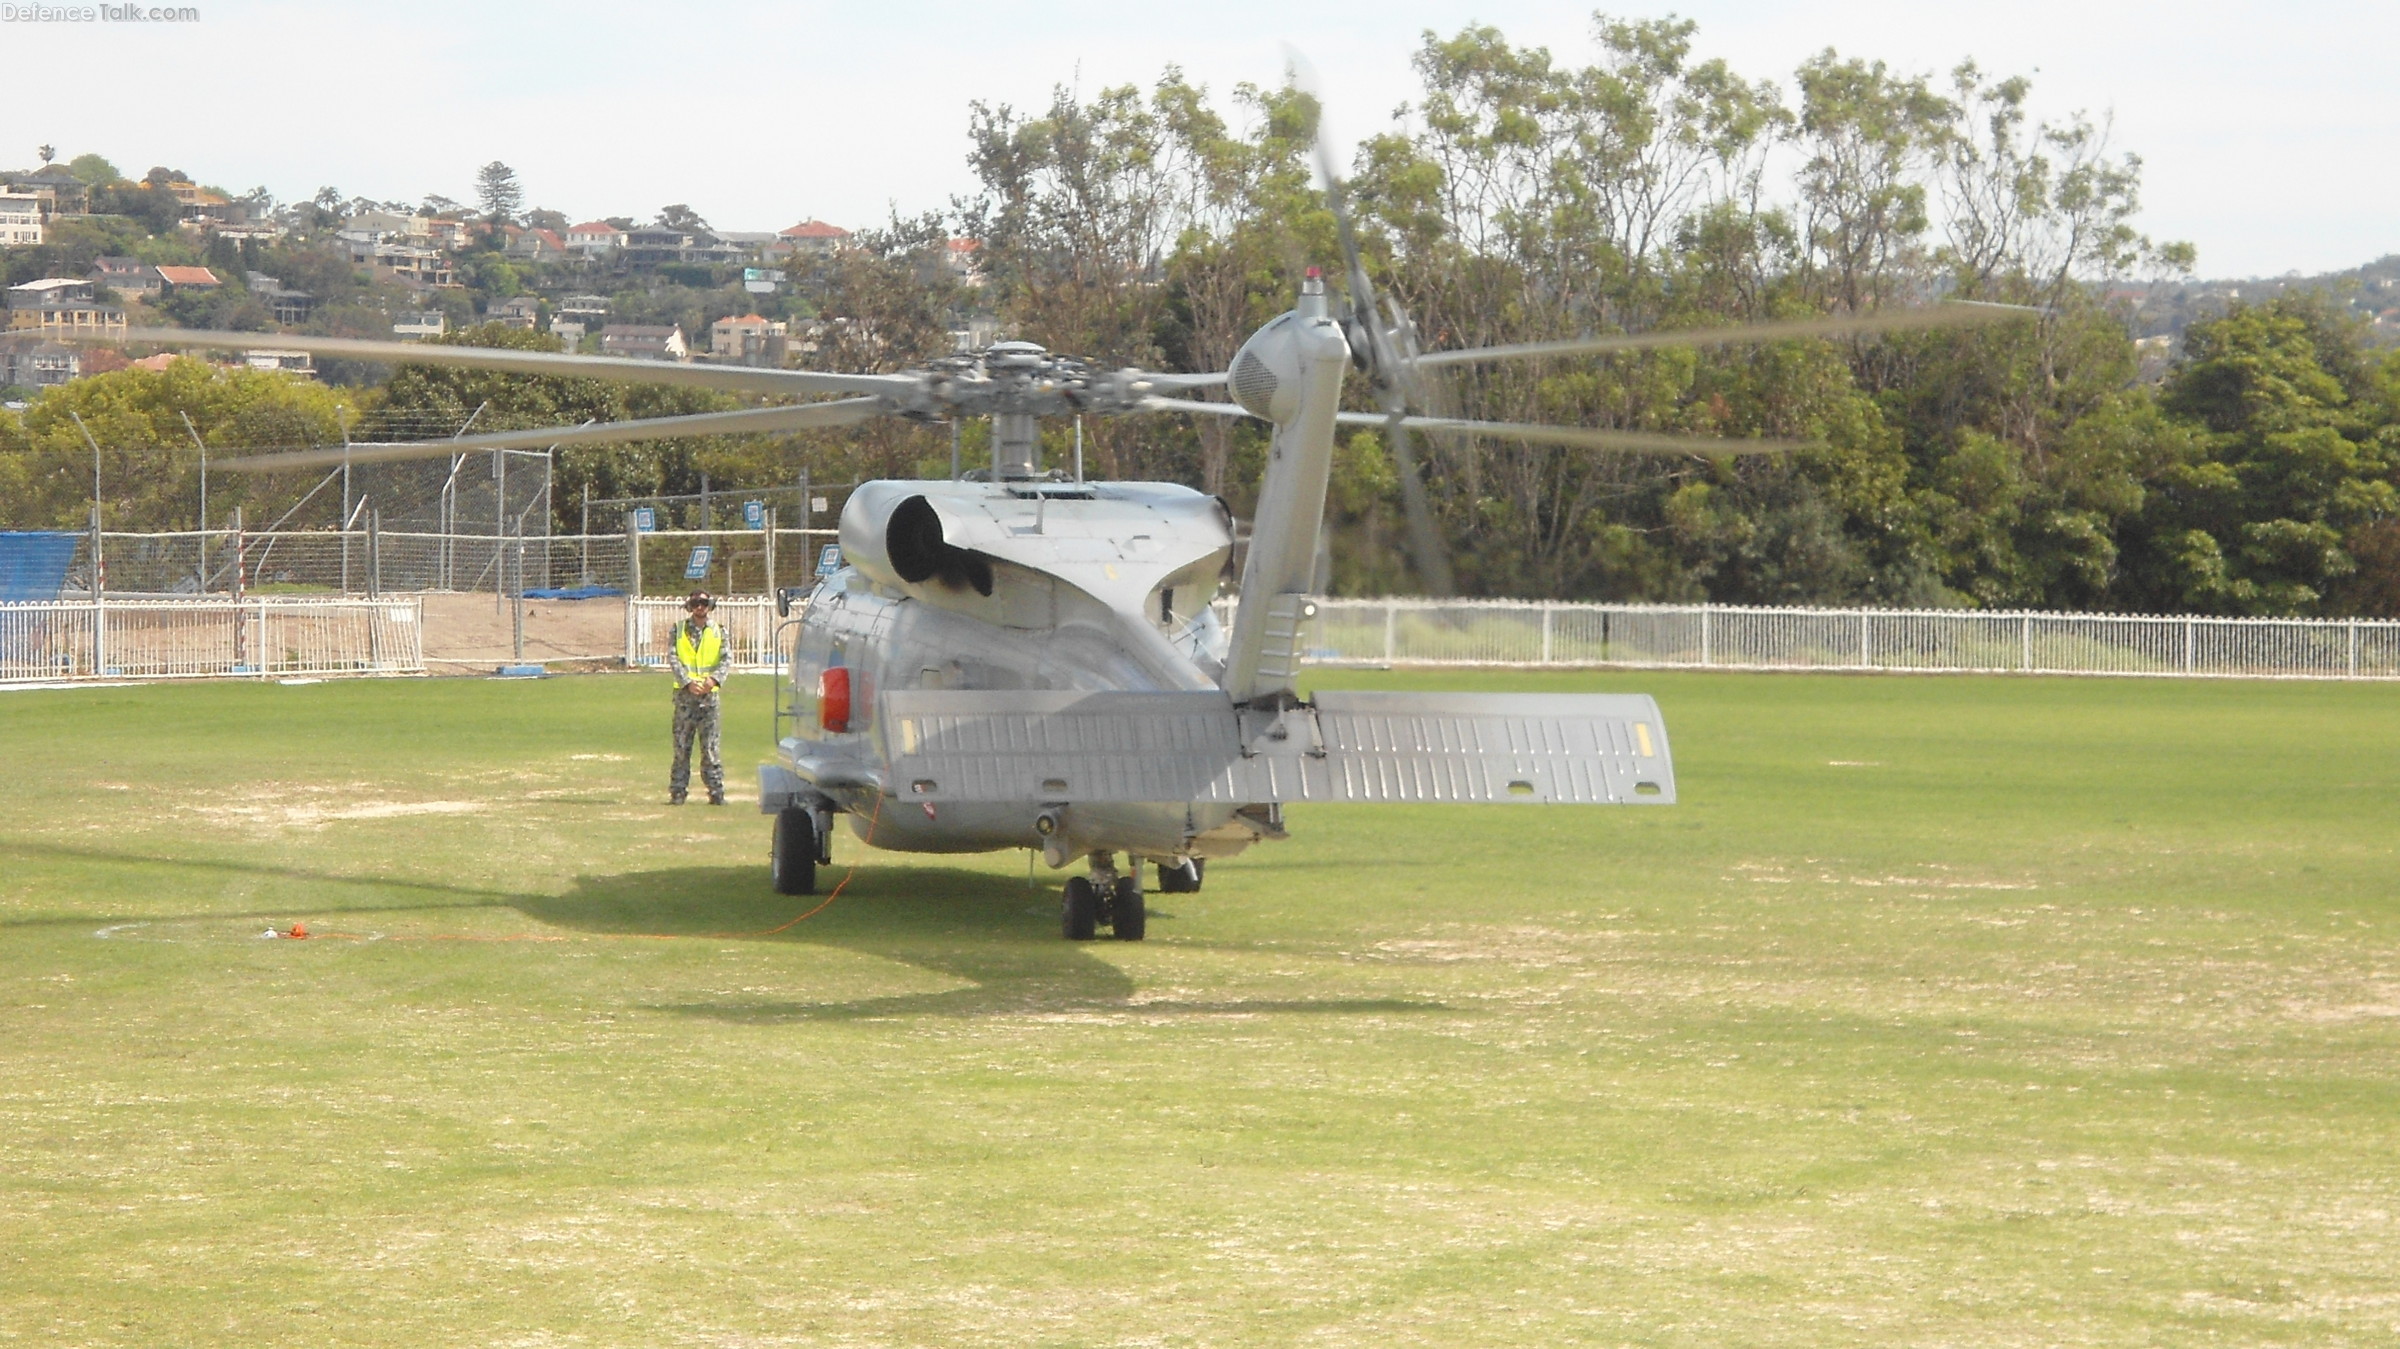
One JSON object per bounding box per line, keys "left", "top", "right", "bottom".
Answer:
{"left": 64, "top": 152, "right": 119, "bottom": 186}
{"left": 473, "top": 161, "right": 522, "bottom": 223}
{"left": 0, "top": 359, "right": 355, "bottom": 530}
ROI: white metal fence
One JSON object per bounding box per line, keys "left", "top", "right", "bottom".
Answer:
{"left": 1302, "top": 598, "right": 2400, "bottom": 680}
{"left": 10, "top": 591, "right": 2395, "bottom": 686}
{"left": 626, "top": 596, "right": 785, "bottom": 673}
{"left": 0, "top": 597, "right": 424, "bottom": 682}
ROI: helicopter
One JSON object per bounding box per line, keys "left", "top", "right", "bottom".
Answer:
{"left": 113, "top": 148, "right": 2033, "bottom": 941}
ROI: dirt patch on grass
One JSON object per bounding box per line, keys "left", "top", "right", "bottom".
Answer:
{"left": 181, "top": 781, "right": 487, "bottom": 832}
{"left": 416, "top": 592, "right": 627, "bottom": 668}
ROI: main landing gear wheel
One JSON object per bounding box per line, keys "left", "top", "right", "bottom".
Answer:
{"left": 1110, "top": 876, "right": 1145, "bottom": 941}
{"left": 771, "top": 807, "right": 817, "bottom": 896}
{"left": 1062, "top": 875, "right": 1101, "bottom": 941}
{"left": 1155, "top": 858, "right": 1204, "bottom": 893}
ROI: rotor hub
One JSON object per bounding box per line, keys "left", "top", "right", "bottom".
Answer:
{"left": 905, "top": 342, "right": 1162, "bottom": 422}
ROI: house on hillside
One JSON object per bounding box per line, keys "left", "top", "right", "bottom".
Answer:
{"left": 709, "top": 313, "right": 785, "bottom": 364}
{"left": 0, "top": 194, "right": 44, "bottom": 247}
{"left": 772, "top": 219, "right": 851, "bottom": 261}
{"left": 245, "top": 272, "right": 315, "bottom": 324}
{"left": 6, "top": 278, "right": 126, "bottom": 338}
{"left": 238, "top": 349, "right": 316, "bottom": 377}
{"left": 558, "top": 294, "right": 610, "bottom": 318}
{"left": 503, "top": 227, "right": 568, "bottom": 262}
{"left": 945, "top": 237, "right": 983, "bottom": 284}
{"left": 600, "top": 323, "right": 687, "bottom": 361}
{"left": 392, "top": 311, "right": 448, "bottom": 340}
{"left": 0, "top": 335, "right": 80, "bottom": 388}
{"left": 565, "top": 221, "right": 623, "bottom": 256}
{"left": 154, "top": 265, "right": 222, "bottom": 295}
{"left": 1, "top": 165, "right": 89, "bottom": 216}
{"left": 488, "top": 294, "right": 542, "bottom": 329}
{"left": 91, "top": 257, "right": 162, "bottom": 297}
{"left": 621, "top": 227, "right": 742, "bottom": 268}
{"left": 714, "top": 231, "right": 777, "bottom": 260}
{"left": 340, "top": 210, "right": 431, "bottom": 243}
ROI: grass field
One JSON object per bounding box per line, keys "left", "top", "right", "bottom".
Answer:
{"left": 1, "top": 668, "right": 2395, "bottom": 1346}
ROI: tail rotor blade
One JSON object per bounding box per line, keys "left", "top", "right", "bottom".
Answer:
{"left": 1385, "top": 414, "right": 1456, "bottom": 595}
{"left": 1291, "top": 49, "right": 1456, "bottom": 596}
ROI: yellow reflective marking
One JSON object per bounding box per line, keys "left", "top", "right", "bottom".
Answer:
{"left": 1634, "top": 722, "right": 1654, "bottom": 757}
{"left": 901, "top": 719, "right": 919, "bottom": 754}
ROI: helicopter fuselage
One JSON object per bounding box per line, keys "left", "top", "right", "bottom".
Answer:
{"left": 767, "top": 476, "right": 1265, "bottom": 871}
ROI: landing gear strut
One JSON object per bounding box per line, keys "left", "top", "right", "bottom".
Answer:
{"left": 1062, "top": 852, "right": 1144, "bottom": 942}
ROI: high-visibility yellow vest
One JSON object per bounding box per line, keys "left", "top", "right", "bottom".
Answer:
{"left": 673, "top": 622, "right": 724, "bottom": 677}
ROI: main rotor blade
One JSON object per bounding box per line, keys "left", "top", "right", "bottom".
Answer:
{"left": 1412, "top": 301, "right": 2043, "bottom": 369}
{"left": 1141, "top": 396, "right": 1253, "bottom": 418}
{"left": 214, "top": 397, "right": 889, "bottom": 472}
{"left": 1337, "top": 411, "right": 1807, "bottom": 456}
{"left": 1143, "top": 371, "right": 1230, "bottom": 390}
{"left": 115, "top": 328, "right": 920, "bottom": 398}
{"left": 1144, "top": 397, "right": 1803, "bottom": 455}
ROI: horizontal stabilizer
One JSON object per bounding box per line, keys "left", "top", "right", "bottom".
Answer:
{"left": 882, "top": 689, "right": 1674, "bottom": 805}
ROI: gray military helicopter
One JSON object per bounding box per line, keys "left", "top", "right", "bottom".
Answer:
{"left": 128, "top": 153, "right": 2030, "bottom": 941}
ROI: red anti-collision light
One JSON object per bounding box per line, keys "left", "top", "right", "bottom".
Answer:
{"left": 819, "top": 667, "right": 852, "bottom": 733}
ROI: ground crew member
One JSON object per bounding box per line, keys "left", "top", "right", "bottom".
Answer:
{"left": 669, "top": 590, "right": 729, "bottom": 805}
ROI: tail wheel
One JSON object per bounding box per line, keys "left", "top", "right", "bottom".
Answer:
{"left": 1156, "top": 858, "right": 1204, "bottom": 893}
{"left": 1110, "top": 876, "right": 1145, "bottom": 941}
{"left": 1061, "top": 876, "right": 1100, "bottom": 941}
{"left": 771, "top": 807, "right": 817, "bottom": 896}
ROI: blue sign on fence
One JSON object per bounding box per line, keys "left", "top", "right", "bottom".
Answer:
{"left": 683, "top": 546, "right": 713, "bottom": 580}
{"left": 631, "top": 507, "right": 657, "bottom": 532}
{"left": 742, "top": 499, "right": 765, "bottom": 530}
{"left": 816, "top": 544, "right": 843, "bottom": 576}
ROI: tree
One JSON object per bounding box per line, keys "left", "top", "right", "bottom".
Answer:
{"left": 2125, "top": 297, "right": 2400, "bottom": 614}
{"left": 655, "top": 203, "right": 709, "bottom": 234}
{"left": 66, "top": 153, "right": 118, "bottom": 186}
{"left": 474, "top": 161, "right": 522, "bottom": 223}
{"left": 0, "top": 360, "right": 354, "bottom": 531}
{"left": 36, "top": 144, "right": 54, "bottom": 165}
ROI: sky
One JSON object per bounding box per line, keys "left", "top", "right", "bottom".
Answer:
{"left": 6, "top": 0, "right": 2392, "bottom": 279}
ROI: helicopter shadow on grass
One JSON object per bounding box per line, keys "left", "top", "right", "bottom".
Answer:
{"left": 520, "top": 863, "right": 1450, "bottom": 1024}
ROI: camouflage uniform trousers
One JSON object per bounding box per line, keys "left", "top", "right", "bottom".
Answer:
{"left": 670, "top": 690, "right": 724, "bottom": 802}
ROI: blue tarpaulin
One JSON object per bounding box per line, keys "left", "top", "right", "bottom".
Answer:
{"left": 523, "top": 585, "right": 624, "bottom": 600}
{"left": 0, "top": 531, "right": 77, "bottom": 602}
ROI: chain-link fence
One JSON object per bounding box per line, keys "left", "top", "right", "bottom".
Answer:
{"left": 1302, "top": 598, "right": 2400, "bottom": 680}
{"left": 72, "top": 528, "right": 832, "bottom": 598}
{"left": 0, "top": 597, "right": 423, "bottom": 681}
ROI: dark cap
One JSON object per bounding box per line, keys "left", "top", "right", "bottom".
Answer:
{"left": 684, "top": 591, "right": 714, "bottom": 609}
